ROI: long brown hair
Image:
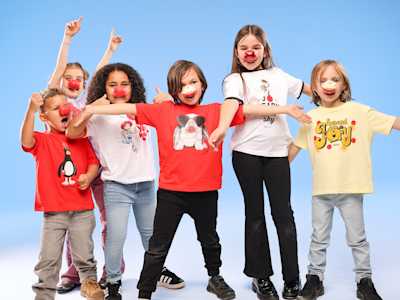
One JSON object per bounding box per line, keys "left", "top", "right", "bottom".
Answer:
{"left": 311, "top": 60, "right": 352, "bottom": 106}
{"left": 230, "top": 24, "right": 274, "bottom": 74}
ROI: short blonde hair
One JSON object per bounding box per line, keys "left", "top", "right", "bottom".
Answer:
{"left": 311, "top": 59, "right": 351, "bottom": 106}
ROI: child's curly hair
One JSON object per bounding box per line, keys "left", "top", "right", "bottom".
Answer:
{"left": 87, "top": 63, "right": 146, "bottom": 104}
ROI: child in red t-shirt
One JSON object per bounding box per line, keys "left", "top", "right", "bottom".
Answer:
{"left": 76, "top": 60, "right": 310, "bottom": 300}
{"left": 20, "top": 88, "right": 103, "bottom": 300}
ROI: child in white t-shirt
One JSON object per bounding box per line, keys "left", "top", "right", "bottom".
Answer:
{"left": 289, "top": 59, "right": 400, "bottom": 300}
{"left": 209, "top": 24, "right": 312, "bottom": 300}
{"left": 67, "top": 63, "right": 185, "bottom": 299}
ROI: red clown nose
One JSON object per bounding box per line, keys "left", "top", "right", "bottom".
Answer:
{"left": 244, "top": 50, "right": 257, "bottom": 63}
{"left": 67, "top": 80, "right": 81, "bottom": 91}
{"left": 59, "top": 103, "right": 81, "bottom": 117}
{"left": 113, "top": 87, "right": 127, "bottom": 98}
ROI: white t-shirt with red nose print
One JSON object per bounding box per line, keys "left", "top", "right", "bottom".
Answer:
{"left": 87, "top": 115, "right": 156, "bottom": 184}
{"left": 223, "top": 67, "right": 303, "bottom": 157}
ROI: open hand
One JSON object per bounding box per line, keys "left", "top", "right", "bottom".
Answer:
{"left": 287, "top": 104, "right": 312, "bottom": 123}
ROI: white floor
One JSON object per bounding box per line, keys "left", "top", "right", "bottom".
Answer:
{"left": 1, "top": 193, "right": 399, "bottom": 300}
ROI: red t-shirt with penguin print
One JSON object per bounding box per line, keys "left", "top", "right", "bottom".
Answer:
{"left": 22, "top": 131, "right": 99, "bottom": 212}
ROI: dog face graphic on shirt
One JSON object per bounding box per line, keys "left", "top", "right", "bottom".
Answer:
{"left": 173, "top": 113, "right": 208, "bottom": 150}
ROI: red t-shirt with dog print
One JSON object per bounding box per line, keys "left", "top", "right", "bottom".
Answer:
{"left": 22, "top": 131, "right": 99, "bottom": 212}
{"left": 135, "top": 102, "right": 245, "bottom": 192}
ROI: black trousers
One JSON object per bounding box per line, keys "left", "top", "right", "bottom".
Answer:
{"left": 137, "top": 188, "right": 222, "bottom": 293}
{"left": 232, "top": 150, "right": 299, "bottom": 283}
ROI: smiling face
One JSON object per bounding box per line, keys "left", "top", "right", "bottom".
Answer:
{"left": 61, "top": 66, "right": 85, "bottom": 99}
{"left": 177, "top": 68, "right": 203, "bottom": 106}
{"left": 40, "top": 94, "right": 70, "bottom": 132}
{"left": 315, "top": 65, "right": 346, "bottom": 108}
{"left": 105, "top": 70, "right": 132, "bottom": 104}
{"left": 236, "top": 34, "right": 266, "bottom": 71}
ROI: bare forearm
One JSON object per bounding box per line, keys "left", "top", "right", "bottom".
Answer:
{"left": 391, "top": 117, "right": 400, "bottom": 130}
{"left": 86, "top": 163, "right": 99, "bottom": 183}
{"left": 243, "top": 104, "right": 288, "bottom": 117}
{"left": 48, "top": 35, "right": 72, "bottom": 88}
{"left": 66, "top": 111, "right": 93, "bottom": 139}
{"left": 96, "top": 48, "right": 114, "bottom": 71}
{"left": 218, "top": 99, "right": 239, "bottom": 130}
{"left": 89, "top": 103, "right": 137, "bottom": 115}
{"left": 302, "top": 83, "right": 312, "bottom": 97}
{"left": 288, "top": 143, "right": 301, "bottom": 163}
{"left": 20, "top": 109, "right": 36, "bottom": 148}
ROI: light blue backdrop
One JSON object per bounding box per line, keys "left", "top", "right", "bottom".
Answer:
{"left": 2, "top": 0, "right": 399, "bottom": 250}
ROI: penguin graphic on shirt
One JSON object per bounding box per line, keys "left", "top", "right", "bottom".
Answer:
{"left": 58, "top": 145, "right": 77, "bottom": 186}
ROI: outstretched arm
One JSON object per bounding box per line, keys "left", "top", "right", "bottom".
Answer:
{"left": 243, "top": 103, "right": 312, "bottom": 123}
{"left": 288, "top": 143, "right": 301, "bottom": 163}
{"left": 302, "top": 83, "right": 312, "bottom": 97}
{"left": 20, "top": 93, "right": 43, "bottom": 148}
{"left": 208, "top": 99, "right": 239, "bottom": 149}
{"left": 48, "top": 17, "right": 83, "bottom": 88}
{"left": 96, "top": 28, "right": 123, "bottom": 71}
{"left": 392, "top": 117, "right": 400, "bottom": 130}
{"left": 66, "top": 95, "right": 110, "bottom": 138}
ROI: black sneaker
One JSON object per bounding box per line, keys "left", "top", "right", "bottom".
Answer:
{"left": 98, "top": 275, "right": 107, "bottom": 289}
{"left": 251, "top": 278, "right": 279, "bottom": 300}
{"left": 105, "top": 280, "right": 122, "bottom": 300}
{"left": 282, "top": 279, "right": 301, "bottom": 299}
{"left": 157, "top": 267, "right": 185, "bottom": 289}
{"left": 298, "top": 274, "right": 324, "bottom": 300}
{"left": 207, "top": 275, "right": 236, "bottom": 300}
{"left": 357, "top": 278, "right": 382, "bottom": 300}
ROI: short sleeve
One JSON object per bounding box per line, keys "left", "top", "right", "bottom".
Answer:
{"left": 294, "top": 125, "right": 309, "bottom": 149}
{"left": 135, "top": 103, "right": 164, "bottom": 127}
{"left": 21, "top": 131, "right": 43, "bottom": 155}
{"left": 277, "top": 68, "right": 304, "bottom": 99}
{"left": 367, "top": 107, "right": 396, "bottom": 135}
{"left": 223, "top": 74, "right": 244, "bottom": 102}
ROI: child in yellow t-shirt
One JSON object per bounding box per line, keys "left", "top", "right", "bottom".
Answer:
{"left": 289, "top": 59, "right": 400, "bottom": 300}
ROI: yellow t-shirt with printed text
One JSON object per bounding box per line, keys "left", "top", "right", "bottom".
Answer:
{"left": 295, "top": 101, "right": 395, "bottom": 196}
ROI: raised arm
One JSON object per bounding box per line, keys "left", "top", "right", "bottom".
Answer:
{"left": 20, "top": 93, "right": 44, "bottom": 148}
{"left": 288, "top": 143, "right": 302, "bottom": 163}
{"left": 48, "top": 17, "right": 83, "bottom": 88}
{"left": 96, "top": 29, "right": 123, "bottom": 71}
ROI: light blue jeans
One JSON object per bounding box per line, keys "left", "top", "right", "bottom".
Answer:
{"left": 104, "top": 180, "right": 156, "bottom": 283}
{"left": 308, "top": 194, "right": 372, "bottom": 282}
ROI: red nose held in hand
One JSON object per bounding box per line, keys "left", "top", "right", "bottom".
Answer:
{"left": 67, "top": 79, "right": 81, "bottom": 91}
{"left": 59, "top": 103, "right": 80, "bottom": 117}
{"left": 113, "top": 87, "right": 127, "bottom": 98}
